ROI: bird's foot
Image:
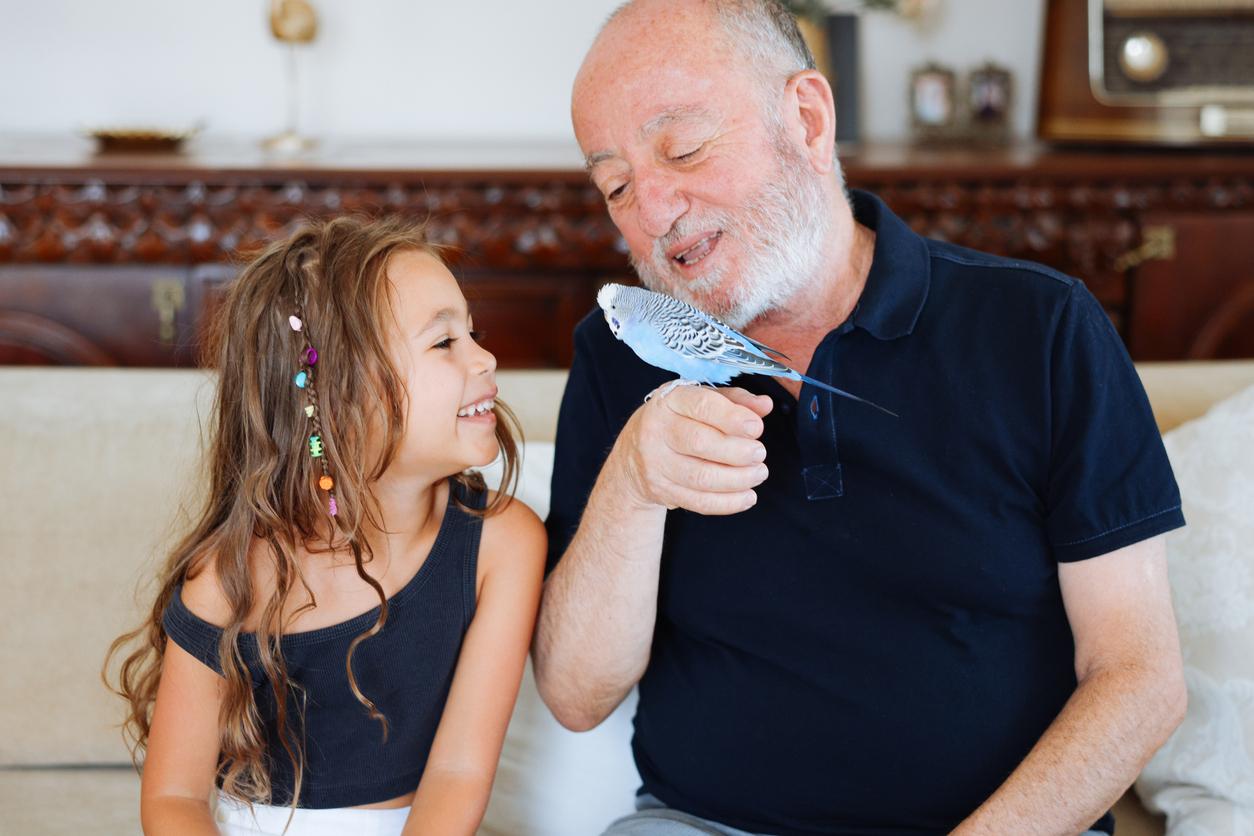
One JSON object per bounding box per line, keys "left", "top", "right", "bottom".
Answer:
{"left": 645, "top": 378, "right": 702, "bottom": 402}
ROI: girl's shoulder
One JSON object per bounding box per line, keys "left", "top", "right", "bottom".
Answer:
{"left": 180, "top": 553, "right": 234, "bottom": 629}
{"left": 477, "top": 491, "right": 546, "bottom": 582}
{"left": 179, "top": 540, "right": 273, "bottom": 631}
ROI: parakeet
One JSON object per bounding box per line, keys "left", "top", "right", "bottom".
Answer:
{"left": 597, "top": 283, "right": 896, "bottom": 417}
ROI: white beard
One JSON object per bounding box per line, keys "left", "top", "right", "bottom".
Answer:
{"left": 630, "top": 139, "right": 834, "bottom": 331}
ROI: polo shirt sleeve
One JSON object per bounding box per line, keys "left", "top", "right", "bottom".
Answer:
{"left": 545, "top": 322, "right": 617, "bottom": 574}
{"left": 1043, "top": 281, "right": 1184, "bottom": 562}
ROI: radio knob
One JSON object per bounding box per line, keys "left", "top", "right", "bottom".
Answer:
{"left": 1119, "top": 32, "right": 1169, "bottom": 83}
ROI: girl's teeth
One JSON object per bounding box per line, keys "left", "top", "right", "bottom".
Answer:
{"left": 459, "top": 399, "right": 495, "bottom": 417}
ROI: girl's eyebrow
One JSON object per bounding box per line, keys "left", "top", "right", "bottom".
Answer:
{"left": 417, "top": 307, "right": 469, "bottom": 334}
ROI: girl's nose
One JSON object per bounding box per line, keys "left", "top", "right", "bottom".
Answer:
{"left": 472, "top": 339, "right": 497, "bottom": 376}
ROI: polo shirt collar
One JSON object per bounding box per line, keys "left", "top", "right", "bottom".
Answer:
{"left": 847, "top": 189, "right": 931, "bottom": 341}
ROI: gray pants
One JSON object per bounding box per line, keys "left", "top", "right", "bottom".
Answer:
{"left": 601, "top": 794, "right": 1111, "bottom": 836}
{"left": 601, "top": 795, "right": 768, "bottom": 836}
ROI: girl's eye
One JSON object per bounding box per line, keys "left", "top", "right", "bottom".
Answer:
{"left": 434, "top": 330, "right": 485, "bottom": 349}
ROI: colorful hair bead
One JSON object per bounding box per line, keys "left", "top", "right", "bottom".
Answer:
{"left": 292, "top": 301, "right": 335, "bottom": 518}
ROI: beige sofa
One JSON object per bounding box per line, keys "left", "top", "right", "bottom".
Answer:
{"left": 3, "top": 361, "right": 1253, "bottom": 836}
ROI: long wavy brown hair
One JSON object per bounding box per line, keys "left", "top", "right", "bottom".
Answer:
{"left": 103, "top": 215, "right": 522, "bottom": 807}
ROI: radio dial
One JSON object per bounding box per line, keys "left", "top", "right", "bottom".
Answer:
{"left": 1119, "top": 31, "right": 1169, "bottom": 83}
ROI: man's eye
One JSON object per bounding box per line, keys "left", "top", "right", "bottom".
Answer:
{"left": 607, "top": 184, "right": 627, "bottom": 201}
{"left": 673, "top": 146, "right": 702, "bottom": 161}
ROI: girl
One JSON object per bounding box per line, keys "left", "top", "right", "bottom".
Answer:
{"left": 105, "top": 216, "right": 546, "bottom": 835}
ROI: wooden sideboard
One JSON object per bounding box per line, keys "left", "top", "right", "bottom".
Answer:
{"left": 1, "top": 136, "right": 1252, "bottom": 367}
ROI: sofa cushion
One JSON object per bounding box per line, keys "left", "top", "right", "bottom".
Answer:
{"left": 1136, "top": 383, "right": 1254, "bottom": 833}
{"left": 1, "top": 369, "right": 215, "bottom": 766}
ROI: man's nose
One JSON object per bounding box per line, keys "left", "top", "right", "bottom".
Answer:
{"left": 633, "top": 166, "right": 688, "bottom": 240}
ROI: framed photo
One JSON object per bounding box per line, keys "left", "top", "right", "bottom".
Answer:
{"left": 909, "top": 62, "right": 957, "bottom": 142}
{"left": 967, "top": 61, "right": 1013, "bottom": 144}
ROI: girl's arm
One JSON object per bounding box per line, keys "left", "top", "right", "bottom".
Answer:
{"left": 140, "top": 632, "right": 225, "bottom": 835}
{"left": 403, "top": 494, "right": 546, "bottom": 836}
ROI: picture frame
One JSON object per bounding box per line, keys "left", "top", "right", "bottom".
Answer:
{"left": 909, "top": 62, "right": 957, "bottom": 143}
{"left": 966, "top": 61, "right": 1013, "bottom": 144}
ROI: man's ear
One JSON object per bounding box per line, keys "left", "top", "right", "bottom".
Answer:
{"left": 784, "top": 70, "right": 837, "bottom": 175}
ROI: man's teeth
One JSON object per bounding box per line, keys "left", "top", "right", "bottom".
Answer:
{"left": 675, "top": 233, "right": 720, "bottom": 266}
{"left": 457, "top": 399, "right": 495, "bottom": 417}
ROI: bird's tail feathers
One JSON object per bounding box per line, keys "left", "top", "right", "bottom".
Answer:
{"left": 794, "top": 373, "right": 898, "bottom": 418}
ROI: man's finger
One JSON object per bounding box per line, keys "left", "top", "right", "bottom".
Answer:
{"left": 666, "top": 420, "right": 766, "bottom": 467}
{"left": 667, "top": 484, "right": 758, "bottom": 516}
{"left": 718, "top": 387, "right": 774, "bottom": 419}
{"left": 662, "top": 455, "right": 769, "bottom": 494}
{"left": 664, "top": 385, "right": 765, "bottom": 439}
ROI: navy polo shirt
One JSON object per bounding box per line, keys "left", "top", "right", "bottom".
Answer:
{"left": 546, "top": 190, "right": 1184, "bottom": 836}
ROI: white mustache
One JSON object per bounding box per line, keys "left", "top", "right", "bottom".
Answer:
{"left": 629, "top": 158, "right": 831, "bottom": 329}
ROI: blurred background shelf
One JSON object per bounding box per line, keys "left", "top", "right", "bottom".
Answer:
{"left": 1, "top": 136, "right": 1252, "bottom": 367}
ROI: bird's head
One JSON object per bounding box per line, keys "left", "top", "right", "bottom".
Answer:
{"left": 597, "top": 283, "right": 626, "bottom": 339}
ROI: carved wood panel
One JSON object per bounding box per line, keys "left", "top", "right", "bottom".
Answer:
{"left": 2, "top": 145, "right": 1253, "bottom": 365}
{"left": 1129, "top": 212, "right": 1254, "bottom": 361}
{"left": 0, "top": 179, "right": 627, "bottom": 271}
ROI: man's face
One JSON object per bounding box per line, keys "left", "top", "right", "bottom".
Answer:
{"left": 573, "top": 4, "right": 830, "bottom": 329}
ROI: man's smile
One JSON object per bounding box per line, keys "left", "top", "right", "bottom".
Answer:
{"left": 668, "top": 230, "right": 723, "bottom": 269}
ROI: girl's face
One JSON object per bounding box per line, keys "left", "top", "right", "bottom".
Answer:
{"left": 382, "top": 249, "right": 500, "bottom": 479}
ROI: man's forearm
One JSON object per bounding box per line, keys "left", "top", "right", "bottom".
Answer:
{"left": 952, "top": 664, "right": 1186, "bottom": 835}
{"left": 532, "top": 449, "right": 668, "bottom": 730}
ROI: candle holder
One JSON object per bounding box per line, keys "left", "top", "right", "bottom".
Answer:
{"left": 262, "top": 0, "right": 318, "bottom": 155}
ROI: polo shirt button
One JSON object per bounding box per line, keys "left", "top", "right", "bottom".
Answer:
{"left": 809, "top": 395, "right": 820, "bottom": 420}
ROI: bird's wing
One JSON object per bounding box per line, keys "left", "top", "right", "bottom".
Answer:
{"left": 652, "top": 300, "right": 793, "bottom": 376}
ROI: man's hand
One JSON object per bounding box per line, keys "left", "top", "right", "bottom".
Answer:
{"left": 610, "top": 384, "right": 773, "bottom": 515}
{"left": 534, "top": 383, "right": 775, "bottom": 729}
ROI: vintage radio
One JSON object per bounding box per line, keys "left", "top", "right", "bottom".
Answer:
{"left": 1039, "top": 0, "right": 1254, "bottom": 144}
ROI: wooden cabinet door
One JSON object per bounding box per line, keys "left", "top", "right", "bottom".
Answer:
{"left": 1127, "top": 213, "right": 1254, "bottom": 361}
{"left": 0, "top": 266, "right": 193, "bottom": 366}
{"left": 458, "top": 271, "right": 609, "bottom": 368}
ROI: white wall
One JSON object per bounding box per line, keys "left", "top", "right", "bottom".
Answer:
{"left": 858, "top": 0, "right": 1045, "bottom": 142}
{"left": 0, "top": 0, "right": 1043, "bottom": 143}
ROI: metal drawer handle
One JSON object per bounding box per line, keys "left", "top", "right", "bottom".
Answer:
{"left": 1114, "top": 225, "right": 1176, "bottom": 272}
{"left": 151, "top": 278, "right": 185, "bottom": 344}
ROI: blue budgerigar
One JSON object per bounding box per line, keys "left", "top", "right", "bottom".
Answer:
{"left": 597, "top": 283, "right": 896, "bottom": 417}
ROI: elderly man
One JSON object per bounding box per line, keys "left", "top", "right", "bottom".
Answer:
{"left": 533, "top": 2, "right": 1187, "bottom": 834}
